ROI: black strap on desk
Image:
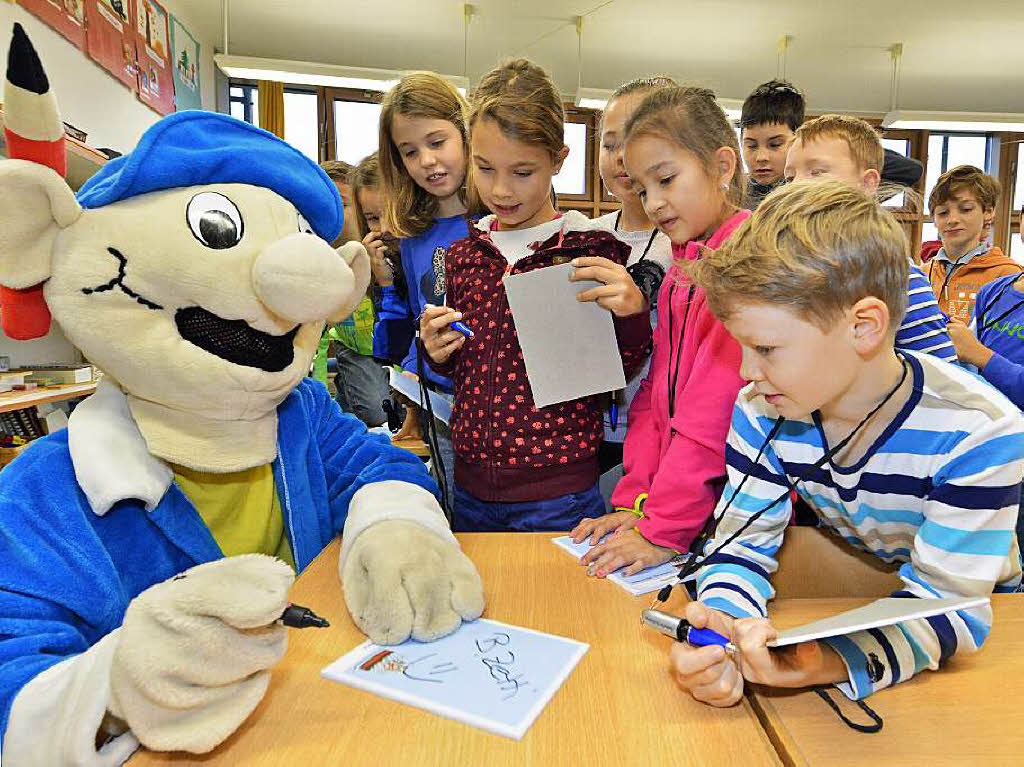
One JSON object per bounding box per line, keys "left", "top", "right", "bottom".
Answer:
{"left": 813, "top": 685, "right": 883, "bottom": 733}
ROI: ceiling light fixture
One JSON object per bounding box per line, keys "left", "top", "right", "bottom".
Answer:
{"left": 214, "top": 54, "right": 469, "bottom": 94}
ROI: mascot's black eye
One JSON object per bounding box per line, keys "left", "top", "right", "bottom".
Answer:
{"left": 186, "top": 192, "right": 244, "bottom": 250}
{"left": 297, "top": 212, "right": 314, "bottom": 235}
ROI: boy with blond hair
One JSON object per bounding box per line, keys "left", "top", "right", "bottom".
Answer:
{"left": 669, "top": 180, "right": 1023, "bottom": 707}
{"left": 785, "top": 114, "right": 956, "bottom": 363}
{"left": 926, "top": 165, "right": 1021, "bottom": 323}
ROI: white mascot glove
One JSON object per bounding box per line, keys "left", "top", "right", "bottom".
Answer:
{"left": 342, "top": 520, "right": 485, "bottom": 644}
{"left": 107, "top": 554, "right": 294, "bottom": 754}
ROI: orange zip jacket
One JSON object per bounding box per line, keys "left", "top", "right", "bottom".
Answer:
{"left": 926, "top": 246, "right": 1021, "bottom": 322}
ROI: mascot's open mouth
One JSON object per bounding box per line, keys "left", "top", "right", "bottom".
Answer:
{"left": 175, "top": 307, "right": 299, "bottom": 372}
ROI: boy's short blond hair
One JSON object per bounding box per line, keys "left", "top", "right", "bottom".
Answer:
{"left": 688, "top": 180, "right": 909, "bottom": 330}
{"left": 928, "top": 165, "right": 1001, "bottom": 213}
{"left": 793, "top": 114, "right": 885, "bottom": 172}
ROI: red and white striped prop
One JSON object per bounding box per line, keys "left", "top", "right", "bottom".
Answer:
{"left": 2, "top": 22, "right": 63, "bottom": 339}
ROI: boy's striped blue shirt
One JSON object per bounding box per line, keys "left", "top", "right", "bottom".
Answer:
{"left": 697, "top": 350, "right": 1023, "bottom": 699}
{"left": 896, "top": 261, "right": 957, "bottom": 362}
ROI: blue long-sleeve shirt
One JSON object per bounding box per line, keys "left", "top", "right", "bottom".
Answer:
{"left": 973, "top": 274, "right": 1024, "bottom": 408}
{"left": 370, "top": 215, "right": 470, "bottom": 393}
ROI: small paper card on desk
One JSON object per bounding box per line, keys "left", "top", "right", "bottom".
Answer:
{"left": 503, "top": 263, "right": 626, "bottom": 408}
{"left": 769, "top": 595, "right": 990, "bottom": 648}
{"left": 551, "top": 535, "right": 688, "bottom": 596}
{"left": 321, "top": 618, "right": 588, "bottom": 740}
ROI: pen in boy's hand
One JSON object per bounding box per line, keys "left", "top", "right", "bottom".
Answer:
{"left": 641, "top": 609, "right": 736, "bottom": 652}
{"left": 280, "top": 603, "right": 330, "bottom": 628}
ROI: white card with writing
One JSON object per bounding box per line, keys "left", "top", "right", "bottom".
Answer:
{"left": 503, "top": 264, "right": 626, "bottom": 408}
{"left": 321, "top": 618, "right": 588, "bottom": 740}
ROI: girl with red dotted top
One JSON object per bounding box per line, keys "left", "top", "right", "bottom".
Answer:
{"left": 420, "top": 59, "right": 652, "bottom": 532}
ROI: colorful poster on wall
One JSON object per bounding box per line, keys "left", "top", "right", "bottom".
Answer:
{"left": 17, "top": 0, "right": 87, "bottom": 49}
{"left": 168, "top": 14, "right": 201, "bottom": 112}
{"left": 133, "top": 0, "right": 174, "bottom": 115}
{"left": 84, "top": 0, "right": 137, "bottom": 91}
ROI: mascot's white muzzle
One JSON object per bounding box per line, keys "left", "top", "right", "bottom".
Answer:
{"left": 251, "top": 233, "right": 353, "bottom": 323}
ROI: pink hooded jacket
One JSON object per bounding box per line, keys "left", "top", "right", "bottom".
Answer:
{"left": 610, "top": 210, "right": 750, "bottom": 550}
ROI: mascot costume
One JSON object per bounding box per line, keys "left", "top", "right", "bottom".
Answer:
{"left": 0, "top": 24, "right": 484, "bottom": 764}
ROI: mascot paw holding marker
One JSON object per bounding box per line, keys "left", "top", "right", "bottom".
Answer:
{"left": 342, "top": 520, "right": 485, "bottom": 644}
{"left": 108, "top": 555, "right": 294, "bottom": 754}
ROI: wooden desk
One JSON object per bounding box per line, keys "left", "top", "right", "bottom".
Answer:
{"left": 130, "top": 533, "right": 780, "bottom": 766}
{"left": 749, "top": 595, "right": 1024, "bottom": 766}
{"left": 0, "top": 381, "right": 96, "bottom": 413}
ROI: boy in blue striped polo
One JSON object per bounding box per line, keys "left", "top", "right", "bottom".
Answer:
{"left": 670, "top": 180, "right": 1024, "bottom": 708}
{"left": 785, "top": 114, "right": 957, "bottom": 363}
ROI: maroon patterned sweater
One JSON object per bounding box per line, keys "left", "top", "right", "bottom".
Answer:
{"left": 427, "top": 215, "right": 652, "bottom": 502}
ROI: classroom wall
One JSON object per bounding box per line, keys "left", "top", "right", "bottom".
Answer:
{"left": 0, "top": 1, "right": 219, "bottom": 366}
{"left": 0, "top": 1, "right": 217, "bottom": 154}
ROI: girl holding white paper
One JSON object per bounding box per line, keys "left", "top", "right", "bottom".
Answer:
{"left": 420, "top": 59, "right": 652, "bottom": 532}
{"left": 572, "top": 86, "right": 751, "bottom": 577}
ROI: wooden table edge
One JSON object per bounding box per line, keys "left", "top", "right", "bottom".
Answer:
{"left": 746, "top": 690, "right": 807, "bottom": 767}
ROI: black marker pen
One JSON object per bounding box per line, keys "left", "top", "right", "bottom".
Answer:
{"left": 280, "top": 603, "right": 330, "bottom": 628}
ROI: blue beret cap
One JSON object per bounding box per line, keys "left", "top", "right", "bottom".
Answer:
{"left": 76, "top": 111, "right": 343, "bottom": 241}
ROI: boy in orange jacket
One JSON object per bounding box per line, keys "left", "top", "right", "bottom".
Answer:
{"left": 926, "top": 165, "right": 1021, "bottom": 321}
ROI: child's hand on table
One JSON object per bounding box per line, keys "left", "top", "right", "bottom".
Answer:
{"left": 420, "top": 304, "right": 466, "bottom": 363}
{"left": 570, "top": 510, "right": 640, "bottom": 545}
{"left": 579, "top": 527, "right": 674, "bottom": 576}
{"left": 570, "top": 256, "right": 647, "bottom": 318}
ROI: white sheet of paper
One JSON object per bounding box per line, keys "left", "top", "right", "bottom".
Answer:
{"left": 321, "top": 618, "right": 587, "bottom": 740}
{"left": 551, "top": 535, "right": 689, "bottom": 596}
{"left": 388, "top": 366, "right": 451, "bottom": 424}
{"left": 769, "top": 596, "right": 990, "bottom": 648}
{"left": 503, "top": 264, "right": 626, "bottom": 408}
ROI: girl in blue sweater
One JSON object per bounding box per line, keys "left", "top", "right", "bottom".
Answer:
{"left": 374, "top": 72, "right": 475, "bottom": 510}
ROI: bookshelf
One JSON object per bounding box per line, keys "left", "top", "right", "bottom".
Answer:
{"left": 0, "top": 107, "right": 109, "bottom": 191}
{"left": 0, "top": 381, "right": 96, "bottom": 414}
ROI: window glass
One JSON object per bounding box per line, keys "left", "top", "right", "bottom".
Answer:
{"left": 333, "top": 100, "right": 383, "bottom": 165}
{"left": 881, "top": 138, "right": 910, "bottom": 208}
{"left": 1011, "top": 230, "right": 1024, "bottom": 263}
{"left": 925, "top": 133, "right": 988, "bottom": 210}
{"left": 553, "top": 121, "right": 588, "bottom": 196}
{"left": 283, "top": 90, "right": 319, "bottom": 162}
{"left": 1014, "top": 141, "right": 1024, "bottom": 212}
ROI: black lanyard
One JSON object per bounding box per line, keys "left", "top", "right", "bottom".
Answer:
{"left": 614, "top": 211, "right": 658, "bottom": 262}
{"left": 666, "top": 282, "right": 695, "bottom": 420}
{"left": 674, "top": 355, "right": 911, "bottom": 583}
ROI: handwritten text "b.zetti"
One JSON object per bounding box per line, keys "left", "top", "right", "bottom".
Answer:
{"left": 476, "top": 632, "right": 529, "bottom": 700}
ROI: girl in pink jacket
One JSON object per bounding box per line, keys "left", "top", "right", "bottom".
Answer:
{"left": 572, "top": 86, "right": 750, "bottom": 576}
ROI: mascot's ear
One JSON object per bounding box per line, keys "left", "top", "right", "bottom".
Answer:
{"left": 327, "top": 241, "right": 372, "bottom": 323}
{"left": 0, "top": 159, "right": 82, "bottom": 288}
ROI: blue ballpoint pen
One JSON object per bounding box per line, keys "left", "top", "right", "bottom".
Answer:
{"left": 641, "top": 608, "right": 737, "bottom": 652}
{"left": 449, "top": 319, "right": 474, "bottom": 338}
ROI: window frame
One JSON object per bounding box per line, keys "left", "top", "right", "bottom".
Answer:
{"left": 228, "top": 80, "right": 258, "bottom": 125}
{"left": 319, "top": 86, "right": 385, "bottom": 164}
{"left": 553, "top": 107, "right": 596, "bottom": 209}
